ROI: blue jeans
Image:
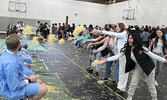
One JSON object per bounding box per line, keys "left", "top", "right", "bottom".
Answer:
{"left": 104, "top": 51, "right": 119, "bottom": 81}
{"left": 75, "top": 41, "right": 81, "bottom": 49}
{"left": 96, "top": 52, "right": 102, "bottom": 71}
{"left": 89, "top": 48, "right": 96, "bottom": 67}
{"left": 113, "top": 60, "right": 119, "bottom": 81}
{"left": 104, "top": 50, "right": 114, "bottom": 78}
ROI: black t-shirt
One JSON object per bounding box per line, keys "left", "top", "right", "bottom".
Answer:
{"left": 94, "top": 42, "right": 110, "bottom": 57}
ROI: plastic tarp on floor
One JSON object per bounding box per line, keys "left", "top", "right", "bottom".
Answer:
{"left": 0, "top": 39, "right": 46, "bottom": 51}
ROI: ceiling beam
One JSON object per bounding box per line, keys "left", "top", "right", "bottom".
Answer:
{"left": 76, "top": 0, "right": 128, "bottom": 5}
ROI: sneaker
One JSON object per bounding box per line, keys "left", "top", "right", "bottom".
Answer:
{"left": 112, "top": 81, "right": 116, "bottom": 84}
{"left": 112, "top": 81, "right": 117, "bottom": 87}
{"left": 77, "top": 48, "right": 81, "bottom": 51}
{"left": 86, "top": 67, "right": 93, "bottom": 71}
{"left": 126, "top": 95, "right": 133, "bottom": 100}
{"left": 93, "top": 72, "right": 98, "bottom": 76}
{"left": 104, "top": 81, "right": 116, "bottom": 87}
{"left": 101, "top": 78, "right": 108, "bottom": 81}
{"left": 152, "top": 98, "right": 157, "bottom": 100}
{"left": 154, "top": 81, "right": 158, "bottom": 86}
{"left": 86, "top": 67, "right": 93, "bottom": 74}
{"left": 115, "top": 88, "right": 124, "bottom": 95}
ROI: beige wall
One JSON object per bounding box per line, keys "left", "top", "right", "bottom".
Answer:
{"left": 0, "top": 0, "right": 167, "bottom": 27}
{"left": 107, "top": 0, "right": 167, "bottom": 27}
{"left": 0, "top": 0, "right": 109, "bottom": 27}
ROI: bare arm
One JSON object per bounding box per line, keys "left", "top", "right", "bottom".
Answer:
{"left": 92, "top": 37, "right": 107, "bottom": 46}
{"left": 95, "top": 37, "right": 110, "bottom": 53}
{"left": 83, "top": 36, "right": 104, "bottom": 44}
{"left": 87, "top": 36, "right": 104, "bottom": 42}
{"left": 67, "top": 37, "right": 75, "bottom": 41}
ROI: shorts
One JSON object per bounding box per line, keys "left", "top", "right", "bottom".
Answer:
{"left": 25, "top": 82, "right": 40, "bottom": 96}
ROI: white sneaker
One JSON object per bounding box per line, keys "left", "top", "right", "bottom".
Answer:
{"left": 152, "top": 98, "right": 157, "bottom": 100}
{"left": 154, "top": 81, "right": 158, "bottom": 86}
{"left": 126, "top": 95, "right": 132, "bottom": 100}
{"left": 77, "top": 48, "right": 81, "bottom": 51}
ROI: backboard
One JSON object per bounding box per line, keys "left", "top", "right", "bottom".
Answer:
{"left": 8, "top": 1, "right": 27, "bottom": 13}
{"left": 123, "top": 8, "right": 135, "bottom": 20}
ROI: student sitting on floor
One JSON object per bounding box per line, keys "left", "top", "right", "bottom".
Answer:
{"left": 0, "top": 34, "right": 47, "bottom": 100}
{"left": 1, "top": 39, "right": 43, "bottom": 84}
{"left": 17, "top": 48, "right": 43, "bottom": 84}
{"left": 17, "top": 31, "right": 28, "bottom": 49}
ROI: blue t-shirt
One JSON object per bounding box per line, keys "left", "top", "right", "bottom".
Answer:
{"left": 165, "top": 34, "right": 167, "bottom": 43}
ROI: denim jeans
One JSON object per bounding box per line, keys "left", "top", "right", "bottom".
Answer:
{"left": 75, "top": 41, "right": 81, "bottom": 49}
{"left": 113, "top": 60, "right": 119, "bottom": 81}
{"left": 89, "top": 48, "right": 96, "bottom": 67}
{"left": 104, "top": 50, "right": 114, "bottom": 78}
{"left": 104, "top": 51, "right": 119, "bottom": 81}
{"left": 95, "top": 52, "right": 102, "bottom": 71}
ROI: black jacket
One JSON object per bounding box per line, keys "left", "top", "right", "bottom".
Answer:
{"left": 124, "top": 46, "right": 155, "bottom": 75}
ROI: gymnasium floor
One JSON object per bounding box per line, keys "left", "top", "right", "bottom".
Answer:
{"left": 0, "top": 33, "right": 167, "bottom": 100}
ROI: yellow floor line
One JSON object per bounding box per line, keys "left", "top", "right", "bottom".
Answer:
{"left": 53, "top": 47, "right": 126, "bottom": 100}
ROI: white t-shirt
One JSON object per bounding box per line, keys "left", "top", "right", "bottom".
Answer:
{"left": 153, "top": 41, "right": 163, "bottom": 53}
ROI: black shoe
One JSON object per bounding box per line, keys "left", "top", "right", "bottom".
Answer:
{"left": 112, "top": 81, "right": 116, "bottom": 84}
{"left": 111, "top": 81, "right": 117, "bottom": 90}
{"left": 101, "top": 78, "right": 108, "bottom": 81}
{"left": 116, "top": 88, "right": 124, "bottom": 95}
{"left": 112, "top": 81, "right": 117, "bottom": 86}
{"left": 86, "top": 67, "right": 93, "bottom": 74}
{"left": 94, "top": 72, "right": 98, "bottom": 76}
{"left": 86, "top": 67, "right": 93, "bottom": 71}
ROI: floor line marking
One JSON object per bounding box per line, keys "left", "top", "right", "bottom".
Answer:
{"left": 53, "top": 47, "right": 126, "bottom": 100}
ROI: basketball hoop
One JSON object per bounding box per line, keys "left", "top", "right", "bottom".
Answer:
{"left": 16, "top": 9, "right": 19, "bottom": 12}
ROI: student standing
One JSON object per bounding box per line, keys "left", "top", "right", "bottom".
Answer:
{"left": 149, "top": 29, "right": 166, "bottom": 85}
{"left": 99, "top": 33, "right": 167, "bottom": 100}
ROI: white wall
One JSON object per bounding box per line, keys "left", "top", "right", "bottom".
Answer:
{"left": 0, "top": 0, "right": 167, "bottom": 27}
{"left": 0, "top": 0, "right": 109, "bottom": 27}
{"left": 107, "top": 0, "right": 167, "bottom": 27}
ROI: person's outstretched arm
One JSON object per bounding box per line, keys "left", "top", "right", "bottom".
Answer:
{"left": 99, "top": 52, "right": 124, "bottom": 64}
{"left": 143, "top": 47, "right": 167, "bottom": 63}
{"left": 93, "top": 37, "right": 110, "bottom": 53}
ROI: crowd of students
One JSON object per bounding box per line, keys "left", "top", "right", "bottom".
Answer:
{"left": 1, "top": 21, "right": 167, "bottom": 100}
{"left": 67, "top": 23, "right": 167, "bottom": 100}
{"left": 36, "top": 21, "right": 76, "bottom": 39}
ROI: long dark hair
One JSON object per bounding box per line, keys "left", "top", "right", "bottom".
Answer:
{"left": 154, "top": 29, "right": 166, "bottom": 54}
{"left": 121, "top": 33, "right": 145, "bottom": 52}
